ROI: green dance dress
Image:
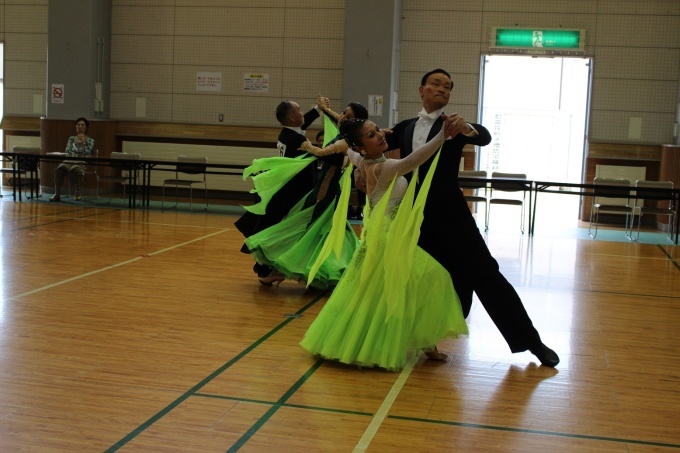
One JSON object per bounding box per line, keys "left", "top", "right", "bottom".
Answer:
{"left": 245, "top": 162, "right": 359, "bottom": 289}
{"left": 300, "top": 128, "right": 468, "bottom": 371}
{"left": 243, "top": 116, "right": 360, "bottom": 289}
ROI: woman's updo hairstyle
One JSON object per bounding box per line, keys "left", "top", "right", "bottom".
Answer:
{"left": 348, "top": 102, "right": 369, "bottom": 120}
{"left": 339, "top": 118, "right": 367, "bottom": 150}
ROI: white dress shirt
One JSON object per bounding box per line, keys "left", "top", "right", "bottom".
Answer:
{"left": 413, "top": 107, "right": 479, "bottom": 151}
{"left": 413, "top": 108, "right": 444, "bottom": 151}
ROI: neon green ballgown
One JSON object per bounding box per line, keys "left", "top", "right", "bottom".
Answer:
{"left": 300, "top": 128, "right": 468, "bottom": 371}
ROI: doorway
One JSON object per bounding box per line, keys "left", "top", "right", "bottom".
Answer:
{"left": 479, "top": 54, "right": 591, "bottom": 183}
{"left": 0, "top": 43, "right": 4, "bottom": 149}
{"left": 478, "top": 54, "right": 592, "bottom": 229}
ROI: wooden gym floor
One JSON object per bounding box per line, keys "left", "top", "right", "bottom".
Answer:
{"left": 0, "top": 196, "right": 679, "bottom": 452}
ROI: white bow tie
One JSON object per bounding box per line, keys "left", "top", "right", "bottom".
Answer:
{"left": 417, "top": 111, "right": 439, "bottom": 120}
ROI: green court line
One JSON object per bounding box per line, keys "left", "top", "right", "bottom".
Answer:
{"left": 11, "top": 207, "right": 122, "bottom": 230}
{"left": 657, "top": 244, "right": 680, "bottom": 271}
{"left": 388, "top": 415, "right": 680, "bottom": 449}
{"left": 194, "top": 392, "right": 373, "bottom": 417}
{"left": 194, "top": 390, "right": 680, "bottom": 450}
{"left": 227, "top": 359, "right": 325, "bottom": 453}
{"left": 105, "top": 293, "right": 327, "bottom": 452}
{"left": 579, "top": 288, "right": 680, "bottom": 300}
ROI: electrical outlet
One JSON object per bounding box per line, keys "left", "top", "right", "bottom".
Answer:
{"left": 218, "top": 114, "right": 224, "bottom": 122}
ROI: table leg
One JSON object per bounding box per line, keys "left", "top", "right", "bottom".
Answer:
{"left": 16, "top": 160, "right": 22, "bottom": 202}
{"left": 528, "top": 184, "right": 533, "bottom": 236}
{"left": 531, "top": 186, "right": 538, "bottom": 235}
{"left": 129, "top": 165, "right": 136, "bottom": 209}
{"left": 674, "top": 193, "right": 679, "bottom": 245}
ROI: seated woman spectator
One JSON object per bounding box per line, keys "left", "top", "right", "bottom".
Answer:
{"left": 50, "top": 117, "right": 95, "bottom": 201}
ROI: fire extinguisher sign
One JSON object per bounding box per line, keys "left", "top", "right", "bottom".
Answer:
{"left": 51, "top": 84, "right": 65, "bottom": 104}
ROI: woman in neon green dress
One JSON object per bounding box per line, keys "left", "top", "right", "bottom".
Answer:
{"left": 243, "top": 102, "right": 368, "bottom": 289}
{"left": 300, "top": 117, "right": 468, "bottom": 371}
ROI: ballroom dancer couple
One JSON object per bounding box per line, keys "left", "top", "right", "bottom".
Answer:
{"left": 239, "top": 69, "right": 560, "bottom": 370}
{"left": 301, "top": 69, "right": 559, "bottom": 370}
{"left": 236, "top": 96, "right": 368, "bottom": 289}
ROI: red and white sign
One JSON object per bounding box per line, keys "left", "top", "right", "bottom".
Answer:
{"left": 51, "top": 84, "right": 64, "bottom": 104}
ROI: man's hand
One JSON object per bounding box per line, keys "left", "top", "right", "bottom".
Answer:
{"left": 442, "top": 113, "right": 472, "bottom": 138}
{"left": 316, "top": 94, "right": 330, "bottom": 109}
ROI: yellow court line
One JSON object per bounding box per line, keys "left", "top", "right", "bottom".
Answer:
{"left": 7, "top": 229, "right": 231, "bottom": 301}
{"left": 353, "top": 355, "right": 418, "bottom": 452}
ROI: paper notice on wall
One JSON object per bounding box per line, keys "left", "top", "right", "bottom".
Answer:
{"left": 628, "top": 117, "right": 642, "bottom": 139}
{"left": 368, "top": 95, "right": 383, "bottom": 116}
{"left": 136, "top": 97, "right": 147, "bottom": 117}
{"left": 196, "top": 72, "right": 222, "bottom": 92}
{"left": 243, "top": 73, "right": 269, "bottom": 92}
{"left": 33, "top": 94, "right": 44, "bottom": 114}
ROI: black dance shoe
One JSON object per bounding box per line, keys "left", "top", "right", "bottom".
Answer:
{"left": 258, "top": 270, "right": 285, "bottom": 287}
{"left": 529, "top": 343, "right": 560, "bottom": 367}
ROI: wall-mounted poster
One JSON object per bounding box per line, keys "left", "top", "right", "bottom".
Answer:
{"left": 244, "top": 73, "right": 269, "bottom": 92}
{"left": 196, "top": 72, "right": 222, "bottom": 92}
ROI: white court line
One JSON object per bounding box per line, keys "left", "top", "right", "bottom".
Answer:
{"left": 353, "top": 355, "right": 418, "bottom": 452}
{"left": 7, "top": 229, "right": 231, "bottom": 301}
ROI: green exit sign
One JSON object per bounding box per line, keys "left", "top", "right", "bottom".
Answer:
{"left": 492, "top": 28, "right": 585, "bottom": 51}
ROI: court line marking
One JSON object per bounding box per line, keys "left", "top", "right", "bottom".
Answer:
{"left": 7, "top": 229, "right": 231, "bottom": 301}
{"left": 14, "top": 208, "right": 676, "bottom": 449}
{"left": 657, "top": 244, "right": 680, "bottom": 271}
{"left": 105, "top": 294, "right": 326, "bottom": 452}
{"left": 388, "top": 415, "right": 680, "bottom": 449}
{"left": 194, "top": 389, "right": 680, "bottom": 450}
{"left": 227, "top": 359, "right": 325, "bottom": 453}
{"left": 10, "top": 207, "right": 122, "bottom": 230}
{"left": 353, "top": 355, "right": 417, "bottom": 452}
{"left": 194, "top": 392, "right": 373, "bottom": 417}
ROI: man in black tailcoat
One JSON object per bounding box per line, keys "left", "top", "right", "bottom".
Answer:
{"left": 235, "top": 100, "right": 320, "bottom": 284}
{"left": 385, "top": 69, "right": 559, "bottom": 367}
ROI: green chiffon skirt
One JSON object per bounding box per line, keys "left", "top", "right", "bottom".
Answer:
{"left": 300, "top": 150, "right": 468, "bottom": 371}
{"left": 245, "top": 198, "right": 359, "bottom": 290}
{"left": 299, "top": 211, "right": 468, "bottom": 371}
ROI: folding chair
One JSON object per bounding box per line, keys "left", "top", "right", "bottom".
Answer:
{"left": 12, "top": 147, "right": 42, "bottom": 200}
{"left": 488, "top": 172, "right": 529, "bottom": 233}
{"left": 588, "top": 177, "right": 633, "bottom": 239}
{"left": 161, "top": 156, "right": 208, "bottom": 211}
{"left": 630, "top": 180, "right": 676, "bottom": 242}
{"left": 67, "top": 149, "right": 98, "bottom": 200}
{"left": 96, "top": 152, "right": 141, "bottom": 204}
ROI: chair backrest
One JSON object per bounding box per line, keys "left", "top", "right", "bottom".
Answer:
{"left": 634, "top": 180, "right": 674, "bottom": 208}
{"left": 109, "top": 152, "right": 141, "bottom": 161}
{"left": 108, "top": 152, "right": 141, "bottom": 171}
{"left": 490, "top": 172, "right": 528, "bottom": 192}
{"left": 593, "top": 177, "right": 631, "bottom": 199}
{"left": 458, "top": 170, "right": 487, "bottom": 189}
{"left": 12, "top": 146, "right": 41, "bottom": 155}
{"left": 176, "top": 155, "right": 208, "bottom": 176}
{"left": 175, "top": 156, "right": 208, "bottom": 182}
{"left": 13, "top": 146, "right": 42, "bottom": 171}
